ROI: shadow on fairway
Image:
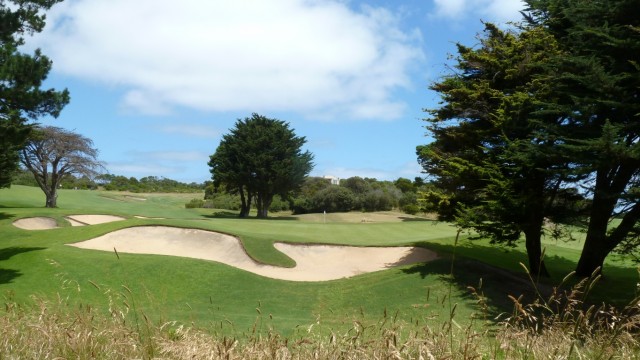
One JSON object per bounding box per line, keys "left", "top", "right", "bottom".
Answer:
{"left": 203, "top": 211, "right": 298, "bottom": 221}
{"left": 0, "top": 211, "right": 15, "bottom": 220}
{"left": 399, "top": 216, "right": 435, "bottom": 222}
{"left": 403, "top": 241, "right": 638, "bottom": 318}
{"left": 0, "top": 247, "right": 46, "bottom": 284}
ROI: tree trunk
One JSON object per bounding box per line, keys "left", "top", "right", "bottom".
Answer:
{"left": 238, "top": 186, "right": 251, "bottom": 218}
{"left": 256, "top": 194, "right": 272, "bottom": 218}
{"left": 45, "top": 190, "right": 57, "bottom": 208}
{"left": 575, "top": 237, "right": 614, "bottom": 277}
{"left": 522, "top": 171, "right": 550, "bottom": 278}
{"left": 524, "top": 227, "right": 550, "bottom": 278}
{"left": 576, "top": 198, "right": 640, "bottom": 277}
{"left": 575, "top": 165, "right": 637, "bottom": 277}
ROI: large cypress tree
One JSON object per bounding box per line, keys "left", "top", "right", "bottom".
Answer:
{"left": 524, "top": 0, "right": 640, "bottom": 276}
{"left": 418, "top": 23, "right": 582, "bottom": 277}
{"left": 209, "top": 114, "right": 314, "bottom": 218}
{"left": 0, "top": 0, "right": 70, "bottom": 189}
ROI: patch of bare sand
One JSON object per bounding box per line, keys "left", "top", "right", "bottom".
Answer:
{"left": 69, "top": 226, "right": 438, "bottom": 281}
{"left": 13, "top": 217, "right": 58, "bottom": 230}
{"left": 65, "top": 215, "right": 126, "bottom": 226}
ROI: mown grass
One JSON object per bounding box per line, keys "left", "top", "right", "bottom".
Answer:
{"left": 1, "top": 185, "right": 639, "bottom": 356}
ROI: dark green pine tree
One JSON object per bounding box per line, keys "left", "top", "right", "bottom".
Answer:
{"left": 418, "top": 23, "right": 581, "bottom": 277}
{"left": 524, "top": 0, "right": 640, "bottom": 276}
{"left": 209, "top": 114, "right": 314, "bottom": 218}
{"left": 0, "top": 0, "right": 70, "bottom": 189}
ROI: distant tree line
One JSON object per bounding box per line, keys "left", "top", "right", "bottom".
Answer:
{"left": 12, "top": 171, "right": 204, "bottom": 193}
{"left": 197, "top": 176, "right": 430, "bottom": 215}
{"left": 96, "top": 174, "right": 204, "bottom": 193}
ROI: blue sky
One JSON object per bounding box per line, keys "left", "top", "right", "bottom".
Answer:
{"left": 29, "top": 0, "right": 525, "bottom": 183}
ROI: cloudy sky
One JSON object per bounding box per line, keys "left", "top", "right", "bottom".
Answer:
{"left": 30, "top": 0, "right": 526, "bottom": 182}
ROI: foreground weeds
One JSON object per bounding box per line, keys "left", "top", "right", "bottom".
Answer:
{"left": 1, "top": 270, "right": 639, "bottom": 359}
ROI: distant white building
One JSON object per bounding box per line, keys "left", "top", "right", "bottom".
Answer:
{"left": 323, "top": 175, "right": 340, "bottom": 185}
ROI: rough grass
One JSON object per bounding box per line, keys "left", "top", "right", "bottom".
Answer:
{"left": 1, "top": 272, "right": 638, "bottom": 359}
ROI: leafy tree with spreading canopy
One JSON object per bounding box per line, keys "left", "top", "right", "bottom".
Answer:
{"left": 20, "top": 126, "right": 102, "bottom": 208}
{"left": 417, "top": 23, "right": 579, "bottom": 277}
{"left": 208, "top": 113, "right": 314, "bottom": 218}
{"left": 523, "top": 0, "right": 640, "bottom": 276}
{"left": 0, "top": 0, "right": 70, "bottom": 189}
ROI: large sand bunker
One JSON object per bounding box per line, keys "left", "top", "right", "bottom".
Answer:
{"left": 13, "top": 217, "right": 58, "bottom": 230}
{"left": 70, "top": 226, "right": 438, "bottom": 281}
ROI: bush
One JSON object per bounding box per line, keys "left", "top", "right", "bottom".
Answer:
{"left": 312, "top": 186, "right": 355, "bottom": 212}
{"left": 207, "top": 193, "right": 241, "bottom": 211}
{"left": 185, "top": 198, "right": 205, "bottom": 208}
{"left": 361, "top": 189, "right": 395, "bottom": 212}
{"left": 291, "top": 196, "right": 314, "bottom": 214}
{"left": 402, "top": 204, "right": 421, "bottom": 215}
{"left": 268, "top": 195, "right": 290, "bottom": 212}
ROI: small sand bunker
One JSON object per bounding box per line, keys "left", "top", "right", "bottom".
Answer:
{"left": 65, "top": 215, "right": 126, "bottom": 227}
{"left": 13, "top": 217, "right": 59, "bottom": 230}
{"left": 70, "top": 226, "right": 438, "bottom": 281}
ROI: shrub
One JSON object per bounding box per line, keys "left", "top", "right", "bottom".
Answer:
{"left": 185, "top": 198, "right": 205, "bottom": 208}
{"left": 207, "top": 193, "right": 241, "bottom": 211}
{"left": 312, "top": 186, "right": 355, "bottom": 212}
{"left": 402, "top": 204, "right": 421, "bottom": 215}
{"left": 291, "top": 196, "right": 314, "bottom": 214}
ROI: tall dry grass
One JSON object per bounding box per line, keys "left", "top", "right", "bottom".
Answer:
{"left": 1, "top": 269, "right": 639, "bottom": 360}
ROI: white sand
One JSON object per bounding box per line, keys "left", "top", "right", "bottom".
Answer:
{"left": 70, "top": 226, "right": 438, "bottom": 281}
{"left": 65, "top": 215, "right": 126, "bottom": 226}
{"left": 13, "top": 217, "right": 58, "bottom": 230}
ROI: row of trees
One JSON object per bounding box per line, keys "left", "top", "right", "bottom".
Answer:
{"left": 418, "top": 0, "right": 639, "bottom": 277}
{"left": 95, "top": 174, "right": 204, "bottom": 193}
{"left": 13, "top": 170, "right": 205, "bottom": 194}
{"left": 203, "top": 175, "right": 428, "bottom": 215}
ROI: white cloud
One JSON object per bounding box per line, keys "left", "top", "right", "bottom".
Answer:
{"left": 107, "top": 150, "right": 209, "bottom": 178}
{"left": 106, "top": 163, "right": 178, "bottom": 177}
{"left": 130, "top": 150, "right": 210, "bottom": 163}
{"left": 317, "top": 162, "right": 421, "bottom": 181}
{"left": 432, "top": 0, "right": 525, "bottom": 23}
{"left": 433, "top": 0, "right": 466, "bottom": 18}
{"left": 156, "top": 124, "right": 220, "bottom": 139}
{"left": 484, "top": 0, "right": 527, "bottom": 22}
{"left": 36, "top": 0, "right": 423, "bottom": 120}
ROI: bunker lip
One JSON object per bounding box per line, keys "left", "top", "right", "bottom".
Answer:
{"left": 69, "top": 226, "right": 439, "bottom": 282}
{"left": 13, "top": 214, "right": 126, "bottom": 230}
{"left": 65, "top": 215, "right": 126, "bottom": 226}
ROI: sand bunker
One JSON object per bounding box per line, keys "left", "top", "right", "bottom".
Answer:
{"left": 65, "top": 215, "right": 126, "bottom": 227}
{"left": 70, "top": 226, "right": 438, "bottom": 281}
{"left": 13, "top": 217, "right": 59, "bottom": 230}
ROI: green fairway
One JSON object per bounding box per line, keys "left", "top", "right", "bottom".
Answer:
{"left": 0, "top": 185, "right": 637, "bottom": 335}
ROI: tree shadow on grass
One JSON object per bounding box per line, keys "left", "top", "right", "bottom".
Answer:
{"left": 402, "top": 241, "right": 639, "bottom": 319}
{"left": 0, "top": 247, "right": 46, "bottom": 285}
{"left": 399, "top": 216, "right": 436, "bottom": 222}
{"left": 0, "top": 211, "right": 15, "bottom": 221}
{"left": 400, "top": 257, "right": 540, "bottom": 320}
{"left": 202, "top": 211, "right": 298, "bottom": 221}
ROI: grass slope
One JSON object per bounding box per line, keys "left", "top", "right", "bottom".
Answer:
{"left": 0, "top": 185, "right": 638, "bottom": 336}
